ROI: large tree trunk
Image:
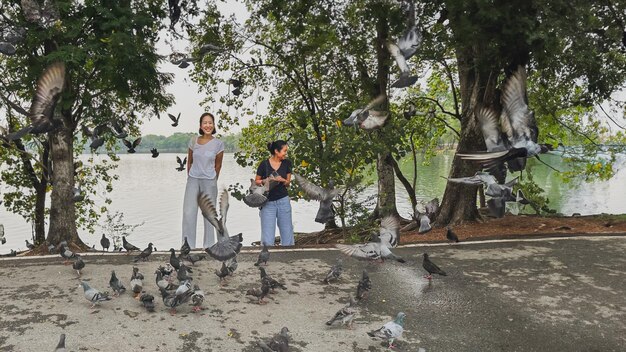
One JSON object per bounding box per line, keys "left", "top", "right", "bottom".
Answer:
{"left": 47, "top": 123, "right": 85, "bottom": 248}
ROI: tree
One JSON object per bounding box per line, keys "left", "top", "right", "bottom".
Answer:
{"left": 0, "top": 0, "right": 175, "bottom": 248}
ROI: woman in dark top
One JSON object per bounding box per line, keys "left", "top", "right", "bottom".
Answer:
{"left": 255, "top": 140, "right": 294, "bottom": 246}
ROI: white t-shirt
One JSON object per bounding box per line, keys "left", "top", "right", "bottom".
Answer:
{"left": 188, "top": 136, "right": 225, "bottom": 179}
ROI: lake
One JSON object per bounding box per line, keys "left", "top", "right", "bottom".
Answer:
{"left": 1, "top": 152, "right": 625, "bottom": 254}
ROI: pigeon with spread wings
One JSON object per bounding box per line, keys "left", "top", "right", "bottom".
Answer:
{"left": 293, "top": 173, "right": 341, "bottom": 224}
{"left": 198, "top": 190, "right": 243, "bottom": 261}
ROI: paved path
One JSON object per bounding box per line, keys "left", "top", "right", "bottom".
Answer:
{"left": 0, "top": 235, "right": 624, "bottom": 351}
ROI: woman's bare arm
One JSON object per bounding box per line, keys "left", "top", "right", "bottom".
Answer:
{"left": 215, "top": 151, "right": 224, "bottom": 179}
{"left": 187, "top": 148, "right": 193, "bottom": 176}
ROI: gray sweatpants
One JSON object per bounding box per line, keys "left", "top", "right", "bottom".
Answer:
{"left": 182, "top": 176, "right": 217, "bottom": 249}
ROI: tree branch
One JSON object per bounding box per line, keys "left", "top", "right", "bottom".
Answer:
{"left": 439, "top": 59, "right": 461, "bottom": 119}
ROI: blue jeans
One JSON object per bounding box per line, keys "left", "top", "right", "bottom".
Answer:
{"left": 182, "top": 176, "right": 217, "bottom": 249}
{"left": 259, "top": 196, "right": 294, "bottom": 246}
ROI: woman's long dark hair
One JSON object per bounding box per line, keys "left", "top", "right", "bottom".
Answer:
{"left": 198, "top": 113, "right": 217, "bottom": 135}
{"left": 267, "top": 140, "right": 288, "bottom": 155}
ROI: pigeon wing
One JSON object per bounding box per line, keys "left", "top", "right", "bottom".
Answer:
{"left": 29, "top": 62, "right": 65, "bottom": 131}
{"left": 197, "top": 193, "right": 223, "bottom": 233}
{"left": 378, "top": 216, "right": 399, "bottom": 248}
{"left": 293, "top": 173, "right": 329, "bottom": 201}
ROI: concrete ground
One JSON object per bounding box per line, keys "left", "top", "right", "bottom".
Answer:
{"left": 0, "top": 235, "right": 624, "bottom": 351}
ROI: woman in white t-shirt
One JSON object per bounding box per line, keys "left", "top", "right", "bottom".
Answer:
{"left": 181, "top": 112, "right": 225, "bottom": 249}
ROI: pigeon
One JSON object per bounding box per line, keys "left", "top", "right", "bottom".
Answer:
{"left": 243, "top": 178, "right": 273, "bottom": 208}
{"left": 257, "top": 327, "right": 290, "bottom": 352}
{"left": 259, "top": 267, "right": 287, "bottom": 292}
{"left": 155, "top": 270, "right": 177, "bottom": 291}
{"left": 343, "top": 94, "right": 389, "bottom": 130}
{"left": 246, "top": 279, "right": 271, "bottom": 304}
{"left": 447, "top": 172, "right": 519, "bottom": 198}
{"left": 60, "top": 245, "right": 77, "bottom": 264}
{"left": 122, "top": 236, "right": 140, "bottom": 253}
{"left": 359, "top": 110, "right": 390, "bottom": 130}
{"left": 139, "top": 293, "right": 156, "bottom": 312}
{"left": 180, "top": 237, "right": 191, "bottom": 257}
{"left": 123, "top": 138, "right": 141, "bottom": 153}
{"left": 190, "top": 284, "right": 205, "bottom": 312}
{"left": 323, "top": 258, "right": 343, "bottom": 284}
{"left": 79, "top": 281, "right": 111, "bottom": 308}
{"left": 175, "top": 156, "right": 186, "bottom": 171}
{"left": 198, "top": 191, "right": 243, "bottom": 261}
{"left": 168, "top": 112, "right": 181, "bottom": 127}
{"left": 229, "top": 78, "right": 242, "bottom": 88}
{"left": 47, "top": 244, "right": 56, "bottom": 253}
{"left": 225, "top": 256, "right": 238, "bottom": 276}
{"left": 82, "top": 123, "right": 109, "bottom": 151}
{"left": 457, "top": 66, "right": 553, "bottom": 171}
{"left": 417, "top": 213, "right": 432, "bottom": 234}
{"left": 387, "top": 41, "right": 419, "bottom": 89}
{"left": 7, "top": 62, "right": 66, "bottom": 140}
{"left": 422, "top": 253, "right": 447, "bottom": 280}
{"left": 150, "top": 148, "right": 159, "bottom": 158}
{"left": 168, "top": 0, "right": 181, "bottom": 28}
{"left": 326, "top": 296, "right": 357, "bottom": 329}
{"left": 133, "top": 243, "right": 153, "bottom": 262}
{"left": 336, "top": 235, "right": 405, "bottom": 263}
{"left": 356, "top": 270, "right": 372, "bottom": 300}
{"left": 25, "top": 239, "right": 35, "bottom": 250}
{"left": 100, "top": 233, "right": 110, "bottom": 251}
{"left": 109, "top": 270, "right": 126, "bottom": 296}
{"left": 54, "top": 333, "right": 67, "bottom": 352}
{"left": 169, "top": 248, "right": 181, "bottom": 270}
{"left": 487, "top": 196, "right": 506, "bottom": 218}
{"left": 0, "top": 42, "right": 16, "bottom": 56}
{"left": 0, "top": 224, "right": 4, "bottom": 245}
{"left": 446, "top": 226, "right": 459, "bottom": 243}
{"left": 254, "top": 244, "right": 270, "bottom": 266}
{"left": 186, "top": 253, "right": 206, "bottom": 266}
{"left": 177, "top": 263, "right": 193, "bottom": 283}
{"left": 378, "top": 216, "right": 400, "bottom": 248}
{"left": 215, "top": 261, "right": 231, "bottom": 285}
{"left": 292, "top": 173, "right": 340, "bottom": 224}
{"left": 72, "top": 255, "right": 85, "bottom": 277}
{"left": 160, "top": 280, "right": 194, "bottom": 315}
{"left": 130, "top": 267, "right": 144, "bottom": 297}
{"left": 110, "top": 119, "right": 128, "bottom": 139}
{"left": 367, "top": 312, "right": 406, "bottom": 349}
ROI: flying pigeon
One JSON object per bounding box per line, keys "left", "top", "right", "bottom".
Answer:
{"left": 139, "top": 293, "right": 156, "bottom": 312}
{"left": 343, "top": 94, "right": 389, "bottom": 130}
{"left": 336, "top": 235, "right": 405, "bottom": 263}
{"left": 7, "top": 62, "right": 66, "bottom": 140}
{"left": 79, "top": 281, "right": 111, "bottom": 308}
{"left": 356, "top": 270, "right": 372, "bottom": 300}
{"left": 198, "top": 191, "right": 243, "bottom": 261}
{"left": 257, "top": 327, "right": 290, "bottom": 352}
{"left": 133, "top": 243, "right": 153, "bottom": 262}
{"left": 168, "top": 112, "right": 181, "bottom": 127}
{"left": 387, "top": 41, "right": 419, "bottom": 88}
{"left": 422, "top": 253, "right": 447, "bottom": 280}
{"left": 292, "top": 173, "right": 340, "bottom": 224}
{"left": 326, "top": 296, "right": 357, "bottom": 329}
{"left": 323, "top": 258, "right": 343, "bottom": 284}
{"left": 122, "top": 138, "right": 141, "bottom": 153}
{"left": 150, "top": 148, "right": 159, "bottom": 158}
{"left": 254, "top": 244, "right": 270, "bottom": 266}
{"left": 378, "top": 216, "right": 400, "bottom": 248}
{"left": 243, "top": 178, "right": 274, "bottom": 208}
{"left": 176, "top": 156, "right": 186, "bottom": 171}
{"left": 367, "top": 312, "right": 406, "bottom": 349}
{"left": 109, "top": 270, "right": 126, "bottom": 296}
{"left": 100, "top": 233, "right": 110, "bottom": 251}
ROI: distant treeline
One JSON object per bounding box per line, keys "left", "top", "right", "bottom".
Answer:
{"left": 81, "top": 132, "right": 241, "bottom": 154}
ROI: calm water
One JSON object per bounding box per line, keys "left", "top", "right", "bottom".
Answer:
{"left": 1, "top": 152, "right": 624, "bottom": 253}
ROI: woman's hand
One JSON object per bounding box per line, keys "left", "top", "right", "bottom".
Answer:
{"left": 273, "top": 175, "right": 287, "bottom": 184}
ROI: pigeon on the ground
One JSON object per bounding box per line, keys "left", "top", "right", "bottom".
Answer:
{"left": 100, "top": 233, "right": 110, "bottom": 251}
{"left": 122, "top": 137, "right": 141, "bottom": 153}
{"left": 109, "top": 270, "right": 126, "bottom": 296}
{"left": 130, "top": 267, "right": 144, "bottom": 297}
{"left": 225, "top": 256, "right": 238, "bottom": 275}
{"left": 246, "top": 278, "right": 271, "bottom": 305}
{"left": 47, "top": 244, "right": 56, "bottom": 253}
{"left": 422, "top": 253, "right": 447, "bottom": 280}
{"left": 160, "top": 280, "right": 193, "bottom": 315}
{"left": 356, "top": 270, "right": 372, "bottom": 300}
{"left": 72, "top": 255, "right": 85, "bottom": 277}
{"left": 257, "top": 327, "right": 290, "bottom": 352}
{"left": 326, "top": 296, "right": 357, "bottom": 329}
{"left": 417, "top": 213, "right": 431, "bottom": 234}
{"left": 292, "top": 173, "right": 340, "bottom": 224}
{"left": 190, "top": 284, "right": 205, "bottom": 312}
{"left": 169, "top": 248, "right": 181, "bottom": 270}
{"left": 122, "top": 236, "right": 140, "bottom": 253}
{"left": 25, "top": 239, "right": 35, "bottom": 250}
{"left": 155, "top": 270, "right": 176, "bottom": 291}
{"left": 79, "top": 281, "right": 111, "bottom": 308}
{"left": 60, "top": 245, "right": 77, "bottom": 264}
{"left": 367, "top": 312, "right": 406, "bottom": 349}
{"left": 186, "top": 253, "right": 206, "bottom": 265}
{"left": 259, "top": 267, "right": 287, "bottom": 292}
{"left": 198, "top": 191, "right": 243, "bottom": 261}
{"left": 446, "top": 226, "right": 459, "bottom": 243}
{"left": 8, "top": 62, "right": 66, "bottom": 140}
{"left": 54, "top": 333, "right": 67, "bottom": 352}
{"left": 323, "top": 258, "right": 343, "bottom": 284}
{"left": 255, "top": 244, "right": 270, "bottom": 266}
{"left": 150, "top": 148, "right": 159, "bottom": 158}
{"left": 180, "top": 237, "right": 191, "bottom": 257}
{"left": 133, "top": 243, "right": 153, "bottom": 262}
{"left": 139, "top": 293, "right": 155, "bottom": 312}
{"left": 336, "top": 235, "right": 405, "bottom": 263}
{"left": 177, "top": 263, "right": 193, "bottom": 283}
{"left": 168, "top": 112, "right": 181, "bottom": 127}
{"left": 215, "top": 261, "right": 230, "bottom": 286}
{"left": 176, "top": 156, "right": 187, "bottom": 171}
